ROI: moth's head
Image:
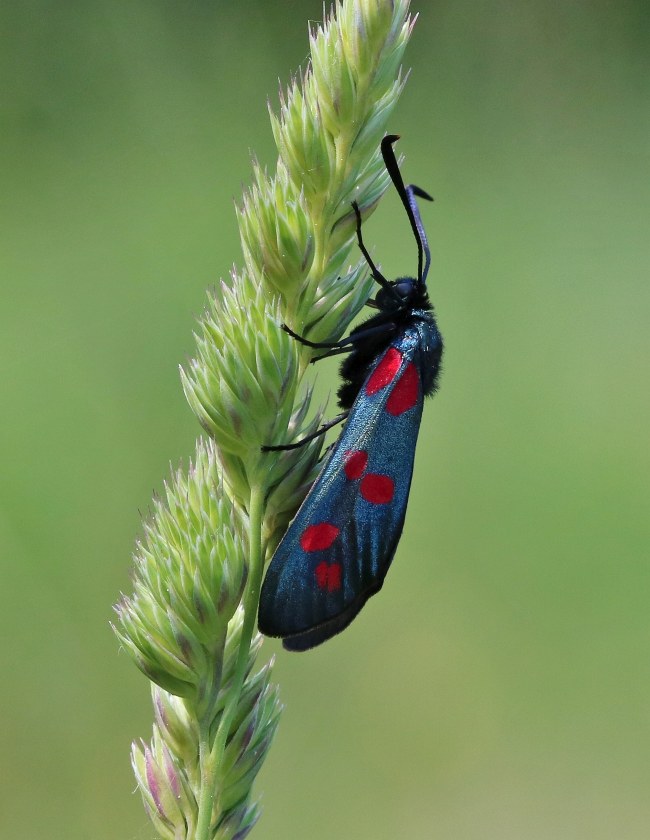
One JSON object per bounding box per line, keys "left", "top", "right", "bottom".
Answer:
{"left": 376, "top": 276, "right": 426, "bottom": 311}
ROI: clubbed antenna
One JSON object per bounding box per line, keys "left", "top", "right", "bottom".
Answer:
{"left": 381, "top": 134, "right": 434, "bottom": 284}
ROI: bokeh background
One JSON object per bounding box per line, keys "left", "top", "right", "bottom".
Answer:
{"left": 2, "top": 1, "right": 649, "bottom": 838}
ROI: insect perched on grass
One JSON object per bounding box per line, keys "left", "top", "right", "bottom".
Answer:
{"left": 259, "top": 135, "right": 444, "bottom": 651}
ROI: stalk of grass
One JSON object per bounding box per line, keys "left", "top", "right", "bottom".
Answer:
{"left": 113, "top": 1, "right": 416, "bottom": 837}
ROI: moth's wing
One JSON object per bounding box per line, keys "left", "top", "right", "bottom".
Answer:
{"left": 259, "top": 330, "right": 428, "bottom": 650}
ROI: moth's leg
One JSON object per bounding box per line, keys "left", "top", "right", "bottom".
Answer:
{"left": 309, "top": 321, "right": 398, "bottom": 363}
{"left": 281, "top": 324, "right": 351, "bottom": 350}
{"left": 261, "top": 412, "right": 349, "bottom": 452}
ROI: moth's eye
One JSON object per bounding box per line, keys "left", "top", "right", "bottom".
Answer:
{"left": 394, "top": 279, "right": 415, "bottom": 299}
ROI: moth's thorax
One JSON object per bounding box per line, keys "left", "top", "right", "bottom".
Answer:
{"left": 400, "top": 315, "right": 443, "bottom": 397}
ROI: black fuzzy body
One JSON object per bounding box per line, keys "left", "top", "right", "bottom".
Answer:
{"left": 337, "top": 277, "right": 442, "bottom": 409}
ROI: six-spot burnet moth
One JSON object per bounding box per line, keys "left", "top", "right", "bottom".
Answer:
{"left": 258, "top": 135, "right": 443, "bottom": 651}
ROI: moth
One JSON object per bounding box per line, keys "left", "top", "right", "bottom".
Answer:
{"left": 259, "top": 135, "right": 443, "bottom": 651}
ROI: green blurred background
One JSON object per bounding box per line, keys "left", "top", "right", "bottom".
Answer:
{"left": 2, "top": 1, "right": 649, "bottom": 837}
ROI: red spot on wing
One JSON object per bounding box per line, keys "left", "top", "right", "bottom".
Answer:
{"left": 386, "top": 362, "right": 419, "bottom": 415}
{"left": 365, "top": 347, "right": 402, "bottom": 395}
{"left": 360, "top": 473, "right": 395, "bottom": 504}
{"left": 315, "top": 561, "right": 342, "bottom": 592}
{"left": 344, "top": 449, "right": 368, "bottom": 480}
{"left": 300, "top": 523, "right": 340, "bottom": 552}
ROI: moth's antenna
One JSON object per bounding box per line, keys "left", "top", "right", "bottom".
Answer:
{"left": 352, "top": 201, "right": 402, "bottom": 305}
{"left": 381, "top": 135, "right": 433, "bottom": 285}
